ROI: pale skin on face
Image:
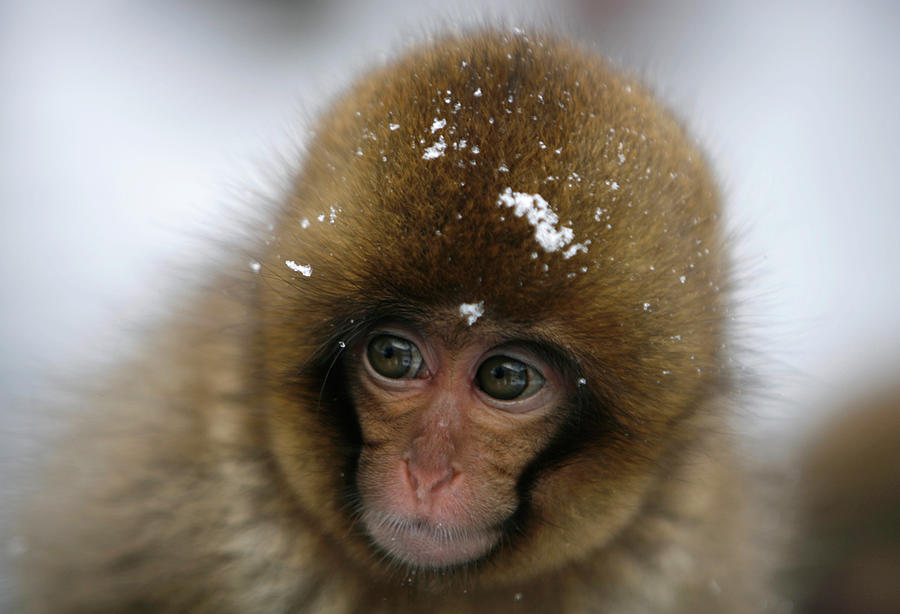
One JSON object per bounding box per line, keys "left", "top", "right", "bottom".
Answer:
{"left": 350, "top": 323, "right": 566, "bottom": 569}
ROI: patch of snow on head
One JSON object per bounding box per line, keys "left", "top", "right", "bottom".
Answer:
{"left": 430, "top": 118, "right": 447, "bottom": 133}
{"left": 497, "top": 188, "right": 574, "bottom": 253}
{"left": 285, "top": 260, "right": 312, "bottom": 277}
{"left": 422, "top": 136, "right": 447, "bottom": 160}
{"left": 562, "top": 242, "right": 589, "bottom": 259}
{"left": 458, "top": 301, "right": 485, "bottom": 326}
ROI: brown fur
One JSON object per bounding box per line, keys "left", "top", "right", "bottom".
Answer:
{"left": 791, "top": 390, "right": 900, "bottom": 613}
{"left": 18, "top": 30, "right": 769, "bottom": 612}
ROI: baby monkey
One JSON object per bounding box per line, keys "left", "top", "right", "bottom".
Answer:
{"left": 19, "top": 30, "right": 770, "bottom": 613}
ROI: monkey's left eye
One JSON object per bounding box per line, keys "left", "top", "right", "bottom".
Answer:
{"left": 476, "top": 356, "right": 545, "bottom": 401}
{"left": 366, "top": 335, "right": 425, "bottom": 379}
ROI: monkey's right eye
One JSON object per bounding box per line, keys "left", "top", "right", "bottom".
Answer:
{"left": 366, "top": 335, "right": 425, "bottom": 379}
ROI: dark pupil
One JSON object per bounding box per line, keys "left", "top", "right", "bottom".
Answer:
{"left": 382, "top": 344, "right": 409, "bottom": 369}
{"left": 368, "top": 336, "right": 413, "bottom": 378}
{"left": 478, "top": 357, "right": 528, "bottom": 400}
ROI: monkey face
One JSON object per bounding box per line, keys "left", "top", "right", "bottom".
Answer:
{"left": 348, "top": 323, "right": 566, "bottom": 568}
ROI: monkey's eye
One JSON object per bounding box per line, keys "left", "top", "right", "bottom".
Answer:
{"left": 476, "top": 356, "right": 545, "bottom": 401}
{"left": 366, "top": 335, "right": 425, "bottom": 379}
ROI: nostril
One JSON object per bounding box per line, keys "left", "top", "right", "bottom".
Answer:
{"left": 405, "top": 459, "right": 456, "bottom": 501}
{"left": 404, "top": 459, "right": 420, "bottom": 493}
{"left": 429, "top": 466, "right": 454, "bottom": 493}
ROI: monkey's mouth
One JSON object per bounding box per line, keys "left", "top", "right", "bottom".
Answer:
{"left": 362, "top": 511, "right": 501, "bottom": 569}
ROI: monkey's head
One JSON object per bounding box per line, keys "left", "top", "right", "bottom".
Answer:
{"left": 258, "top": 30, "right": 726, "bottom": 585}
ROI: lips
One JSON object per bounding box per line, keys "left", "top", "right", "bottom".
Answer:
{"left": 362, "top": 511, "right": 500, "bottom": 569}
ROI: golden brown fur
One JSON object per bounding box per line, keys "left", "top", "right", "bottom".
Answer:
{"left": 18, "top": 30, "right": 770, "bottom": 612}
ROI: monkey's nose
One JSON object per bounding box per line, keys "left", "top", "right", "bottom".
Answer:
{"left": 405, "top": 459, "right": 458, "bottom": 502}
